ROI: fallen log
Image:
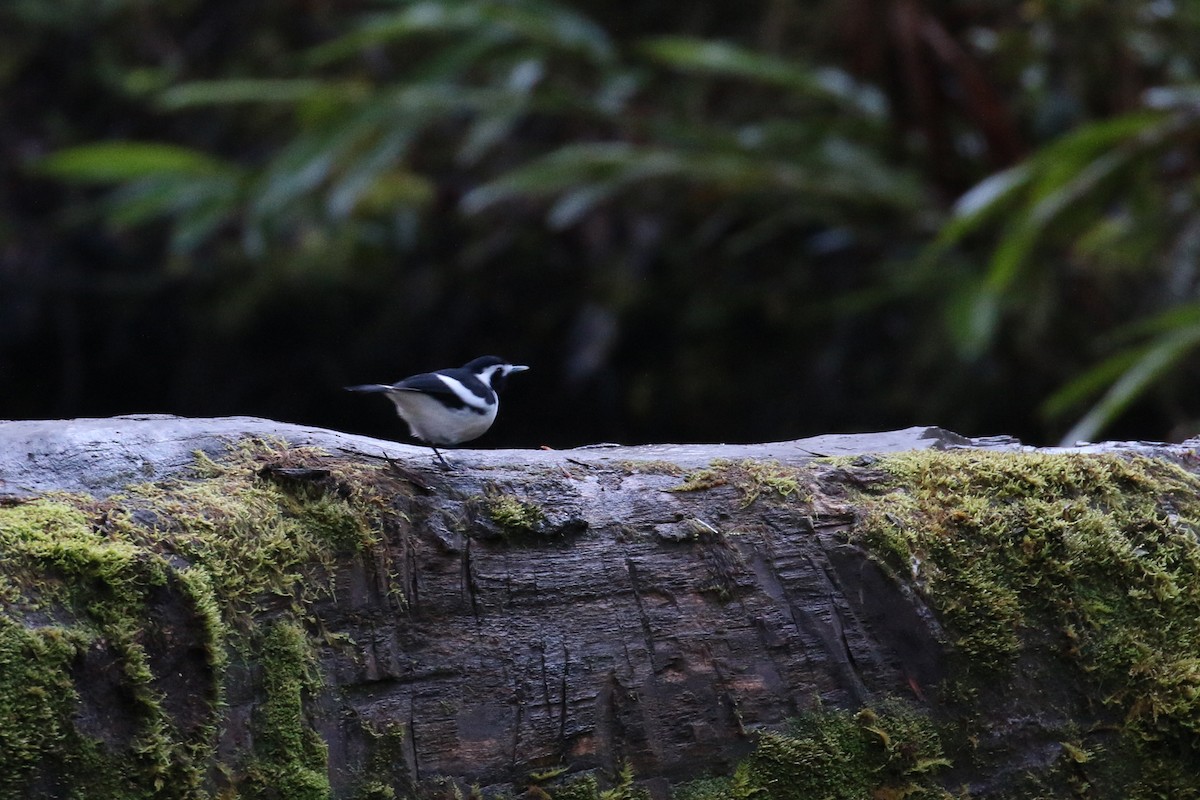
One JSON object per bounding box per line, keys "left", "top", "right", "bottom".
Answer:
{"left": 1, "top": 416, "right": 1199, "bottom": 799}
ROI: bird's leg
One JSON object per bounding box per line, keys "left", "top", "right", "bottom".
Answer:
{"left": 430, "top": 445, "right": 453, "bottom": 471}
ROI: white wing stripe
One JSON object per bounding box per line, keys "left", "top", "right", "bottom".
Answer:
{"left": 436, "top": 374, "right": 493, "bottom": 410}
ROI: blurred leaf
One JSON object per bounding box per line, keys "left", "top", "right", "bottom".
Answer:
{"left": 355, "top": 169, "right": 436, "bottom": 213}
{"left": 307, "top": 0, "right": 614, "bottom": 65}
{"left": 641, "top": 36, "right": 885, "bottom": 117}
{"left": 403, "top": 35, "right": 509, "bottom": 83}
{"left": 816, "top": 137, "right": 922, "bottom": 206}
{"left": 249, "top": 103, "right": 396, "bottom": 218}
{"left": 169, "top": 201, "right": 237, "bottom": 254}
{"left": 1042, "top": 349, "right": 1141, "bottom": 421}
{"left": 935, "top": 164, "right": 1033, "bottom": 249}
{"left": 458, "top": 110, "right": 523, "bottom": 166}
{"left": 106, "top": 174, "right": 239, "bottom": 226}
{"left": 1051, "top": 302, "right": 1200, "bottom": 434}
{"left": 1073, "top": 212, "right": 1136, "bottom": 266}
{"left": 462, "top": 140, "right": 921, "bottom": 223}
{"left": 934, "top": 111, "right": 1171, "bottom": 254}
{"left": 999, "top": 116, "right": 1167, "bottom": 257}
{"left": 1044, "top": 302, "right": 1200, "bottom": 424}
{"left": 985, "top": 149, "right": 1129, "bottom": 290}
{"left": 381, "top": 82, "right": 521, "bottom": 118}
{"left": 1027, "top": 111, "right": 1169, "bottom": 184}
{"left": 250, "top": 131, "right": 345, "bottom": 218}
{"left": 159, "top": 79, "right": 353, "bottom": 109}
{"left": 1142, "top": 85, "right": 1200, "bottom": 110}
{"left": 105, "top": 173, "right": 243, "bottom": 254}
{"left": 327, "top": 130, "right": 416, "bottom": 218}
{"left": 460, "top": 142, "right": 643, "bottom": 216}
{"left": 1115, "top": 302, "right": 1200, "bottom": 342}
{"left": 935, "top": 110, "right": 1179, "bottom": 358}
{"left": 547, "top": 183, "right": 619, "bottom": 228}
{"left": 1057, "top": 323, "right": 1200, "bottom": 445}
{"left": 38, "top": 141, "right": 238, "bottom": 182}
{"left": 943, "top": 282, "right": 1001, "bottom": 362}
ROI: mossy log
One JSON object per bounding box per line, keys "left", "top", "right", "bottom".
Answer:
{"left": 2, "top": 416, "right": 1200, "bottom": 799}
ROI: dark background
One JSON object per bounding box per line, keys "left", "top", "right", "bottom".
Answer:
{"left": 4, "top": 0, "right": 1200, "bottom": 449}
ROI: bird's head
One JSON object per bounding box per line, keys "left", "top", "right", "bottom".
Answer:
{"left": 464, "top": 355, "right": 529, "bottom": 392}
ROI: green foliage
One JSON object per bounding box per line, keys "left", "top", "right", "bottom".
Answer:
{"left": 928, "top": 103, "right": 1200, "bottom": 440}
{"left": 547, "top": 775, "right": 602, "bottom": 800}
{"left": 11, "top": 0, "right": 1200, "bottom": 451}
{"left": 672, "top": 773, "right": 761, "bottom": 800}
{"left": 39, "top": 141, "right": 240, "bottom": 182}
{"left": 1046, "top": 303, "right": 1200, "bottom": 445}
{"left": 36, "top": 140, "right": 246, "bottom": 256}
{"left": 639, "top": 36, "right": 886, "bottom": 116}
{"left": 307, "top": 0, "right": 615, "bottom": 65}
{"left": 40, "top": 0, "right": 922, "bottom": 264}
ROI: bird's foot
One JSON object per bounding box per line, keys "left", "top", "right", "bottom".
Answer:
{"left": 431, "top": 446, "right": 455, "bottom": 471}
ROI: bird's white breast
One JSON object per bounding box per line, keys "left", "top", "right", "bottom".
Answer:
{"left": 387, "top": 392, "right": 498, "bottom": 445}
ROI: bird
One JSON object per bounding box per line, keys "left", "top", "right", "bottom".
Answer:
{"left": 345, "top": 356, "right": 529, "bottom": 469}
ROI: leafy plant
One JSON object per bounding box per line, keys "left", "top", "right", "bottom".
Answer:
{"left": 15, "top": 0, "right": 1200, "bottom": 445}
{"left": 928, "top": 91, "right": 1200, "bottom": 443}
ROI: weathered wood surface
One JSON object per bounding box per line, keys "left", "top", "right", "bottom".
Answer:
{"left": 2, "top": 415, "right": 1198, "bottom": 797}
{"left": 0, "top": 414, "right": 1021, "bottom": 499}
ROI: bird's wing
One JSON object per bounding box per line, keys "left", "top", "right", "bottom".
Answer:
{"left": 391, "top": 372, "right": 476, "bottom": 410}
{"left": 396, "top": 371, "right": 493, "bottom": 412}
{"left": 393, "top": 372, "right": 453, "bottom": 393}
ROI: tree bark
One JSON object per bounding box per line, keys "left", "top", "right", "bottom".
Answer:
{"left": 1, "top": 415, "right": 1198, "bottom": 798}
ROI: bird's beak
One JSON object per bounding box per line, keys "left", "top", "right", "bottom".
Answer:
{"left": 510, "top": 365, "right": 530, "bottom": 373}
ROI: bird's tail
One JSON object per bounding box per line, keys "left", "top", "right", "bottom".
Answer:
{"left": 344, "top": 384, "right": 394, "bottom": 393}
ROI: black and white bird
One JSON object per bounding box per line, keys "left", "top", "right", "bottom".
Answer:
{"left": 345, "top": 356, "right": 529, "bottom": 469}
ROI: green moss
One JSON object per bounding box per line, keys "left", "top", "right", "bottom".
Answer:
{"left": 354, "top": 718, "right": 410, "bottom": 799}
{"left": 107, "top": 441, "right": 386, "bottom": 629}
{"left": 614, "top": 460, "right": 685, "bottom": 476}
{"left": 485, "top": 492, "right": 546, "bottom": 535}
{"left": 0, "top": 498, "right": 220, "bottom": 798}
{"left": 669, "top": 701, "right": 950, "bottom": 800}
{"left": 851, "top": 450, "right": 1200, "bottom": 791}
{"left": 0, "top": 438, "right": 404, "bottom": 799}
{"left": 670, "top": 463, "right": 730, "bottom": 493}
{"left": 671, "top": 772, "right": 761, "bottom": 800}
{"left": 532, "top": 703, "right": 948, "bottom": 800}
{"left": 240, "top": 620, "right": 330, "bottom": 800}
{"left": 0, "top": 616, "right": 85, "bottom": 794}
{"left": 750, "top": 702, "right": 949, "bottom": 800}
{"left": 672, "top": 459, "right": 812, "bottom": 507}
{"left": 664, "top": 450, "right": 1200, "bottom": 797}
{"left": 540, "top": 764, "right": 646, "bottom": 800}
